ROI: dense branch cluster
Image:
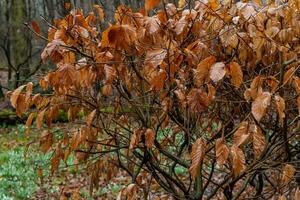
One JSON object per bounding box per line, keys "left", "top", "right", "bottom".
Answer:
{"left": 9, "top": 0, "right": 300, "bottom": 199}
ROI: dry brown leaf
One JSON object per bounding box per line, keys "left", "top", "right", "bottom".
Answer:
{"left": 210, "top": 62, "right": 226, "bottom": 83}
{"left": 265, "top": 26, "right": 280, "bottom": 39}
{"left": 241, "top": 5, "right": 256, "bottom": 20}
{"left": 102, "top": 84, "right": 113, "bottom": 96}
{"left": 251, "top": 92, "right": 271, "bottom": 122}
{"left": 228, "top": 62, "right": 243, "bottom": 88}
{"left": 175, "top": 16, "right": 188, "bottom": 35}
{"left": 93, "top": 5, "right": 105, "bottom": 21}
{"left": 150, "top": 69, "right": 167, "bottom": 91}
{"left": 275, "top": 95, "right": 285, "bottom": 126}
{"left": 145, "top": 48, "right": 167, "bottom": 68}
{"left": 51, "top": 143, "right": 63, "bottom": 174}
{"left": 64, "top": 2, "right": 71, "bottom": 10}
{"left": 230, "top": 145, "right": 245, "bottom": 178}
{"left": 25, "top": 112, "right": 35, "bottom": 135}
{"left": 101, "top": 25, "right": 136, "bottom": 49}
{"left": 145, "top": 0, "right": 161, "bottom": 11}
{"left": 293, "top": 76, "right": 300, "bottom": 94}
{"left": 25, "top": 82, "right": 33, "bottom": 97}
{"left": 234, "top": 121, "right": 251, "bottom": 147}
{"left": 297, "top": 96, "right": 300, "bottom": 115}
{"left": 41, "top": 39, "right": 65, "bottom": 63}
{"left": 126, "top": 183, "right": 137, "bottom": 200}
{"left": 207, "top": 84, "right": 216, "bottom": 101}
{"left": 86, "top": 109, "right": 97, "bottom": 126}
{"left": 244, "top": 76, "right": 264, "bottom": 101}
{"left": 36, "top": 109, "right": 46, "bottom": 129}
{"left": 189, "top": 138, "right": 206, "bottom": 179}
{"left": 129, "top": 129, "right": 143, "bottom": 150}
{"left": 144, "top": 16, "right": 161, "bottom": 34}
{"left": 174, "top": 89, "right": 186, "bottom": 107}
{"left": 295, "top": 187, "right": 300, "bottom": 200}
{"left": 31, "top": 20, "right": 41, "bottom": 35}
{"left": 10, "top": 85, "right": 26, "bottom": 108}
{"left": 215, "top": 137, "right": 229, "bottom": 166}
{"left": 254, "top": 0, "right": 262, "bottom": 6}
{"left": 187, "top": 89, "right": 210, "bottom": 113}
{"left": 40, "top": 130, "right": 53, "bottom": 154}
{"left": 266, "top": 76, "right": 279, "bottom": 93}
{"left": 278, "top": 195, "right": 287, "bottom": 200}
{"left": 194, "top": 56, "right": 216, "bottom": 86}
{"left": 283, "top": 67, "right": 295, "bottom": 86}
{"left": 144, "top": 128, "right": 155, "bottom": 149}
{"left": 281, "top": 164, "right": 296, "bottom": 186}
{"left": 250, "top": 124, "right": 265, "bottom": 159}
{"left": 15, "top": 94, "right": 28, "bottom": 117}
{"left": 178, "top": 0, "right": 186, "bottom": 8}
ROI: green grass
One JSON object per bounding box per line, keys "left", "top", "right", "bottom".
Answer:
{"left": 0, "top": 147, "right": 46, "bottom": 199}
{"left": 0, "top": 124, "right": 52, "bottom": 199}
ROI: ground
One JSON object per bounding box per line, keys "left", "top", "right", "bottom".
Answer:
{"left": 0, "top": 123, "right": 133, "bottom": 200}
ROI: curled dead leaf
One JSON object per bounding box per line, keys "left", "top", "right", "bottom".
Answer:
{"left": 10, "top": 85, "right": 26, "bottom": 108}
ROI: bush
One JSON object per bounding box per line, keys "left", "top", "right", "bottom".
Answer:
{"left": 9, "top": 0, "right": 300, "bottom": 199}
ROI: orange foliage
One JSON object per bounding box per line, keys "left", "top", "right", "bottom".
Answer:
{"left": 9, "top": 1, "right": 300, "bottom": 199}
